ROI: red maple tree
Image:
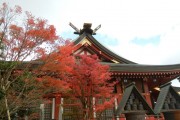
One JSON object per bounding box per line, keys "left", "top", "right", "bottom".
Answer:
{"left": 0, "top": 3, "right": 116, "bottom": 120}
{"left": 68, "top": 55, "right": 114, "bottom": 120}
{"left": 39, "top": 43, "right": 75, "bottom": 94}
{"left": 0, "top": 3, "right": 61, "bottom": 120}
{"left": 68, "top": 54, "right": 115, "bottom": 120}
{"left": 42, "top": 48, "right": 116, "bottom": 119}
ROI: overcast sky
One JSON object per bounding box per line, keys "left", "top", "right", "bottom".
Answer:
{"left": 1, "top": 0, "right": 180, "bottom": 86}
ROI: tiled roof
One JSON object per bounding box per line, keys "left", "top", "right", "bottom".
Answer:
{"left": 102, "top": 62, "right": 180, "bottom": 72}
{"left": 154, "top": 83, "right": 180, "bottom": 114}
{"left": 73, "top": 32, "right": 180, "bottom": 73}
{"left": 115, "top": 83, "right": 154, "bottom": 116}
{"left": 173, "top": 86, "right": 180, "bottom": 93}
{"left": 74, "top": 33, "right": 135, "bottom": 64}
{"left": 100, "top": 62, "right": 180, "bottom": 76}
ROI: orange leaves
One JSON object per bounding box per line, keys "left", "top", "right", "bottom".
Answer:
{"left": 69, "top": 55, "right": 115, "bottom": 115}
{"left": 41, "top": 43, "right": 74, "bottom": 71}
{"left": 48, "top": 25, "right": 58, "bottom": 41}
{"left": 40, "top": 75, "right": 71, "bottom": 94}
{"left": 0, "top": 2, "right": 64, "bottom": 118}
{"left": 27, "top": 18, "right": 35, "bottom": 25}
{"left": 36, "top": 77, "right": 42, "bottom": 82}
{"left": 12, "top": 47, "right": 19, "bottom": 52}
{"left": 25, "top": 12, "right": 58, "bottom": 43}
{"left": 26, "top": 23, "right": 57, "bottom": 42}
{"left": 0, "top": 3, "right": 60, "bottom": 61}
{"left": 38, "top": 44, "right": 75, "bottom": 94}
{"left": 36, "top": 19, "right": 46, "bottom": 29}
{"left": 9, "top": 24, "right": 22, "bottom": 32}
{"left": 35, "top": 46, "right": 114, "bottom": 118}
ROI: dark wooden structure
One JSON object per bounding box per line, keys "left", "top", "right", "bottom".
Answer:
{"left": 42, "top": 23, "right": 180, "bottom": 120}
{"left": 115, "top": 82, "right": 155, "bottom": 120}
{"left": 154, "top": 83, "right": 180, "bottom": 120}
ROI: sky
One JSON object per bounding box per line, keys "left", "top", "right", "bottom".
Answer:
{"left": 1, "top": 0, "right": 180, "bottom": 86}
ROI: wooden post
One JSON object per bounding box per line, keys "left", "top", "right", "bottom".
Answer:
{"left": 115, "top": 98, "right": 119, "bottom": 120}
{"left": 143, "top": 78, "right": 152, "bottom": 107}
{"left": 116, "top": 77, "right": 122, "bottom": 93}
{"left": 40, "top": 104, "right": 44, "bottom": 120}
{"left": 59, "top": 98, "right": 63, "bottom": 120}
{"left": 54, "top": 95, "right": 61, "bottom": 120}
{"left": 52, "top": 98, "right": 55, "bottom": 119}
{"left": 93, "top": 97, "right": 96, "bottom": 119}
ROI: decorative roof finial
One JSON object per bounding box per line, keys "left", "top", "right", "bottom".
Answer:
{"left": 69, "top": 22, "right": 101, "bottom": 35}
{"left": 69, "top": 22, "right": 80, "bottom": 34}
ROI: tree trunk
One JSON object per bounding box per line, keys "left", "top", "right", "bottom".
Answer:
{"left": 83, "top": 97, "right": 94, "bottom": 120}
{"left": 4, "top": 95, "right": 11, "bottom": 120}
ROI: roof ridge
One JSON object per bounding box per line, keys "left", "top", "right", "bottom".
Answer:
{"left": 73, "top": 33, "right": 136, "bottom": 64}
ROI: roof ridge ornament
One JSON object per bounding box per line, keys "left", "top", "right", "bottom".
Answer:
{"left": 69, "top": 22, "right": 80, "bottom": 34}
{"left": 93, "top": 24, "right": 101, "bottom": 35}
{"left": 69, "top": 22, "right": 101, "bottom": 35}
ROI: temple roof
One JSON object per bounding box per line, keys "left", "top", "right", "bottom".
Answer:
{"left": 102, "top": 62, "right": 180, "bottom": 72}
{"left": 115, "top": 83, "right": 155, "bottom": 115}
{"left": 154, "top": 83, "right": 180, "bottom": 114}
{"left": 72, "top": 23, "right": 180, "bottom": 77}
{"left": 173, "top": 87, "right": 180, "bottom": 93}
{"left": 73, "top": 33, "right": 180, "bottom": 74}
{"left": 74, "top": 32, "right": 135, "bottom": 64}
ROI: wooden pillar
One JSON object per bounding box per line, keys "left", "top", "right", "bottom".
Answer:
{"left": 114, "top": 98, "right": 120, "bottom": 120}
{"left": 116, "top": 77, "right": 122, "bottom": 93}
{"left": 116, "top": 83, "right": 123, "bottom": 93}
{"left": 143, "top": 78, "right": 152, "bottom": 107}
{"left": 143, "top": 78, "right": 149, "bottom": 93}
{"left": 55, "top": 95, "right": 61, "bottom": 120}
{"left": 115, "top": 78, "right": 123, "bottom": 120}
{"left": 59, "top": 98, "right": 63, "bottom": 120}
{"left": 52, "top": 98, "right": 55, "bottom": 119}
{"left": 93, "top": 97, "right": 96, "bottom": 119}
{"left": 40, "top": 104, "right": 44, "bottom": 120}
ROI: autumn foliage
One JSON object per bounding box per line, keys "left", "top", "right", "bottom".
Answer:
{"left": 39, "top": 44, "right": 75, "bottom": 94}
{"left": 40, "top": 45, "right": 115, "bottom": 119}
{"left": 67, "top": 54, "right": 115, "bottom": 119}
{"left": 0, "top": 2, "right": 115, "bottom": 120}
{"left": 0, "top": 3, "right": 60, "bottom": 119}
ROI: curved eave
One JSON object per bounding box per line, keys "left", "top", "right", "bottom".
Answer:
{"left": 73, "top": 33, "right": 135, "bottom": 64}
{"left": 102, "top": 63, "right": 180, "bottom": 73}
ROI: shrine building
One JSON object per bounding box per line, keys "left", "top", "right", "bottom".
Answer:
{"left": 41, "top": 23, "right": 180, "bottom": 120}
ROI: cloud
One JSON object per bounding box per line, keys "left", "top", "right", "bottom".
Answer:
{"left": 106, "top": 24, "right": 180, "bottom": 65}
{"left": 2, "top": 0, "right": 180, "bottom": 41}
{"left": 158, "top": 25, "right": 180, "bottom": 64}
{"left": 1, "top": 0, "right": 180, "bottom": 86}
{"left": 1, "top": 0, "right": 180, "bottom": 63}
